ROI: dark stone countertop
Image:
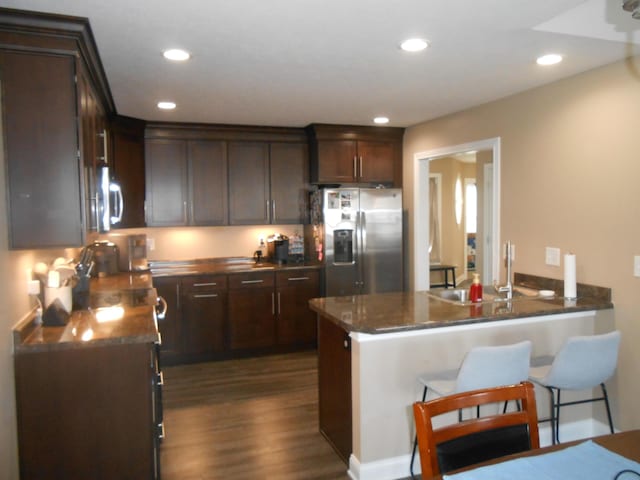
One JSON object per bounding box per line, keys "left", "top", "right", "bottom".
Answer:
{"left": 14, "top": 272, "right": 159, "bottom": 354}
{"left": 309, "top": 275, "right": 613, "bottom": 335}
{"left": 148, "top": 256, "right": 323, "bottom": 277}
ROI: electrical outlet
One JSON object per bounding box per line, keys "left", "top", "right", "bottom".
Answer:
{"left": 634, "top": 255, "right": 640, "bottom": 277}
{"left": 27, "top": 279, "right": 41, "bottom": 296}
{"left": 147, "top": 237, "right": 155, "bottom": 251}
{"left": 545, "top": 247, "right": 561, "bottom": 266}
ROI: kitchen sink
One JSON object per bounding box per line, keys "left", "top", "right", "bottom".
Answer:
{"left": 426, "top": 286, "right": 541, "bottom": 306}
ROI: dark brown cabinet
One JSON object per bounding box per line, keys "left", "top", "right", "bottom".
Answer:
{"left": 228, "top": 271, "right": 277, "bottom": 350}
{"left": 145, "top": 138, "right": 228, "bottom": 227}
{"left": 317, "top": 315, "right": 352, "bottom": 463}
{"left": 15, "top": 342, "right": 159, "bottom": 479}
{"left": 307, "top": 124, "right": 404, "bottom": 187}
{"left": 228, "top": 141, "right": 308, "bottom": 225}
{"left": 0, "top": 11, "right": 114, "bottom": 248}
{"left": 154, "top": 275, "right": 228, "bottom": 364}
{"left": 276, "top": 269, "right": 319, "bottom": 345}
{"left": 181, "top": 275, "right": 227, "bottom": 357}
{"left": 111, "top": 115, "right": 146, "bottom": 228}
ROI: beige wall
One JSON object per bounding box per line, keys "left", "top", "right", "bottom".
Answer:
{"left": 403, "top": 56, "right": 640, "bottom": 431}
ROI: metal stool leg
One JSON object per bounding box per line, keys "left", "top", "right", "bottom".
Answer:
{"left": 545, "top": 386, "right": 557, "bottom": 445}
{"left": 601, "top": 383, "right": 615, "bottom": 434}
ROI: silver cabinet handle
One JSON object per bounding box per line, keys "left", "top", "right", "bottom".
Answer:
{"left": 266, "top": 200, "right": 270, "bottom": 220}
{"left": 271, "top": 292, "right": 275, "bottom": 315}
{"left": 193, "top": 293, "right": 218, "bottom": 298}
{"left": 272, "top": 199, "right": 276, "bottom": 222}
{"left": 353, "top": 155, "right": 357, "bottom": 178}
{"left": 241, "top": 279, "right": 264, "bottom": 284}
{"left": 193, "top": 282, "right": 218, "bottom": 287}
{"left": 157, "top": 371, "right": 164, "bottom": 386}
{"left": 158, "top": 422, "right": 165, "bottom": 440}
{"left": 359, "top": 156, "right": 363, "bottom": 178}
{"left": 287, "top": 276, "right": 310, "bottom": 282}
{"left": 277, "top": 292, "right": 281, "bottom": 315}
{"left": 156, "top": 296, "right": 168, "bottom": 320}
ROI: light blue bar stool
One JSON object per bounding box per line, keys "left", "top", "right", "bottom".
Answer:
{"left": 409, "top": 340, "right": 532, "bottom": 477}
{"left": 529, "top": 330, "right": 621, "bottom": 445}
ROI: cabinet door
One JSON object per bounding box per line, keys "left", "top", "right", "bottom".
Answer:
{"left": 1, "top": 51, "right": 84, "bottom": 248}
{"left": 153, "top": 276, "right": 182, "bottom": 363}
{"left": 316, "top": 140, "right": 357, "bottom": 183}
{"left": 228, "top": 141, "right": 270, "bottom": 225}
{"left": 228, "top": 273, "right": 276, "bottom": 349}
{"left": 357, "top": 141, "right": 396, "bottom": 184}
{"left": 181, "top": 275, "right": 227, "bottom": 356}
{"left": 111, "top": 116, "right": 146, "bottom": 228}
{"left": 270, "top": 142, "right": 308, "bottom": 224}
{"left": 276, "top": 269, "right": 319, "bottom": 345}
{"left": 189, "top": 140, "right": 228, "bottom": 225}
{"left": 145, "top": 139, "right": 188, "bottom": 226}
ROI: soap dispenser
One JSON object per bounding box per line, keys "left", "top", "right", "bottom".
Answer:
{"left": 470, "top": 273, "right": 483, "bottom": 303}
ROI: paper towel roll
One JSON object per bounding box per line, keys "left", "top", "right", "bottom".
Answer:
{"left": 564, "top": 253, "right": 577, "bottom": 299}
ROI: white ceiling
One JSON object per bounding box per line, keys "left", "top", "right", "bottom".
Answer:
{"left": 3, "top": 0, "right": 640, "bottom": 127}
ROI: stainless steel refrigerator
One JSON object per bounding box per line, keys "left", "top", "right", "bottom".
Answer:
{"left": 312, "top": 188, "right": 403, "bottom": 296}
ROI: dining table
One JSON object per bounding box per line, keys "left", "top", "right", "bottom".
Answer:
{"left": 425, "top": 429, "right": 640, "bottom": 480}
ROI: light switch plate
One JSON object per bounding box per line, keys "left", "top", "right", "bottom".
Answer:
{"left": 545, "top": 247, "right": 561, "bottom": 266}
{"left": 634, "top": 255, "right": 640, "bottom": 277}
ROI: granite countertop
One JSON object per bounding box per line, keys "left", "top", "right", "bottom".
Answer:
{"left": 14, "top": 272, "right": 159, "bottom": 354}
{"left": 149, "top": 256, "right": 322, "bottom": 277}
{"left": 309, "top": 274, "right": 613, "bottom": 334}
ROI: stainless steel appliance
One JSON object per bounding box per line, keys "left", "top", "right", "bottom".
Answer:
{"left": 87, "top": 240, "right": 119, "bottom": 277}
{"left": 91, "top": 163, "right": 124, "bottom": 233}
{"left": 108, "top": 233, "right": 149, "bottom": 272}
{"left": 313, "top": 188, "right": 403, "bottom": 296}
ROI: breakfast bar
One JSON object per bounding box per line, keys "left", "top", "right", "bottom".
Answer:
{"left": 309, "top": 275, "right": 614, "bottom": 480}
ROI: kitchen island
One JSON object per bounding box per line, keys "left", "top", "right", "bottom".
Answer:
{"left": 309, "top": 275, "right": 614, "bottom": 480}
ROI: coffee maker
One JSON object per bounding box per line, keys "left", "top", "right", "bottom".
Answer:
{"left": 267, "top": 234, "right": 289, "bottom": 265}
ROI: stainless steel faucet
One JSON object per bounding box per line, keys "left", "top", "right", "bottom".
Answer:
{"left": 494, "top": 240, "right": 513, "bottom": 301}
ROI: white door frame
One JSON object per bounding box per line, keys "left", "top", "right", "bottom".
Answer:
{"left": 413, "top": 138, "right": 501, "bottom": 291}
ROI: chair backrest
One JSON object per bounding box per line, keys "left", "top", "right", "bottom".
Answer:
{"left": 413, "top": 381, "right": 540, "bottom": 477}
{"left": 455, "top": 340, "right": 532, "bottom": 392}
{"left": 543, "top": 330, "right": 621, "bottom": 390}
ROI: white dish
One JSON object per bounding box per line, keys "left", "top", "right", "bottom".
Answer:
{"left": 538, "top": 290, "right": 555, "bottom": 298}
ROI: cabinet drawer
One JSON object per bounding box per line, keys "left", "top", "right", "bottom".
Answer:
{"left": 229, "top": 271, "right": 274, "bottom": 289}
{"left": 182, "top": 275, "right": 227, "bottom": 293}
{"left": 276, "top": 269, "right": 319, "bottom": 285}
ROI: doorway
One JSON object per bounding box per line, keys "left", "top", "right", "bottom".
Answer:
{"left": 413, "top": 138, "right": 501, "bottom": 291}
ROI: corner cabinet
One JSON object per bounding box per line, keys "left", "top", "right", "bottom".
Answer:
{"left": 0, "top": 10, "right": 114, "bottom": 248}
{"left": 306, "top": 123, "right": 404, "bottom": 187}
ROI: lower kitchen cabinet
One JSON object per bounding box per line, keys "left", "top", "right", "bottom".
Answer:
{"left": 228, "top": 271, "right": 277, "bottom": 350}
{"left": 154, "top": 275, "right": 227, "bottom": 364}
{"left": 14, "top": 341, "right": 160, "bottom": 479}
{"left": 181, "top": 275, "right": 227, "bottom": 357}
{"left": 276, "top": 269, "right": 319, "bottom": 346}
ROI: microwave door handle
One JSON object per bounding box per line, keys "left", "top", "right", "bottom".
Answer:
{"left": 110, "top": 183, "right": 124, "bottom": 224}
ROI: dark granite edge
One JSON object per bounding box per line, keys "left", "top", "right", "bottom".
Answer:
{"left": 514, "top": 272, "right": 611, "bottom": 302}
{"left": 150, "top": 256, "right": 323, "bottom": 276}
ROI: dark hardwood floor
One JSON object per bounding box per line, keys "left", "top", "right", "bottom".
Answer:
{"left": 160, "top": 351, "right": 350, "bottom": 479}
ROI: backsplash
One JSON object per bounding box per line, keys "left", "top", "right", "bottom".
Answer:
{"left": 106, "top": 225, "right": 304, "bottom": 261}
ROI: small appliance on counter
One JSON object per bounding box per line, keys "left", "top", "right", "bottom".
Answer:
{"left": 87, "top": 240, "right": 119, "bottom": 277}
{"left": 107, "top": 233, "right": 149, "bottom": 272}
{"left": 267, "top": 234, "right": 289, "bottom": 264}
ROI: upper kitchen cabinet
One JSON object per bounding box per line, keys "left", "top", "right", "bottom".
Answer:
{"left": 145, "top": 124, "right": 228, "bottom": 227}
{"left": 110, "top": 115, "right": 146, "bottom": 228}
{"left": 145, "top": 123, "right": 308, "bottom": 227}
{"left": 306, "top": 123, "right": 404, "bottom": 187}
{"left": 0, "top": 9, "right": 115, "bottom": 249}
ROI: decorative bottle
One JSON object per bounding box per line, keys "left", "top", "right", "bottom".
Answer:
{"left": 469, "top": 273, "right": 483, "bottom": 303}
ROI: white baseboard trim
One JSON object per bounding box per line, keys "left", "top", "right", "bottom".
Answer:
{"left": 347, "top": 419, "right": 614, "bottom": 480}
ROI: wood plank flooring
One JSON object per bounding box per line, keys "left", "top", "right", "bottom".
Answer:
{"left": 160, "top": 351, "right": 351, "bottom": 479}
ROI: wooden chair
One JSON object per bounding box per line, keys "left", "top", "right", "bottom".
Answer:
{"left": 412, "top": 381, "right": 540, "bottom": 477}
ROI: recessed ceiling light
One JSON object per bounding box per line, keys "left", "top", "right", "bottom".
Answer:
{"left": 157, "top": 101, "right": 176, "bottom": 110}
{"left": 374, "top": 116, "right": 390, "bottom": 125}
{"left": 163, "top": 49, "right": 191, "bottom": 61}
{"left": 536, "top": 54, "right": 563, "bottom": 66}
{"left": 400, "top": 38, "right": 429, "bottom": 52}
